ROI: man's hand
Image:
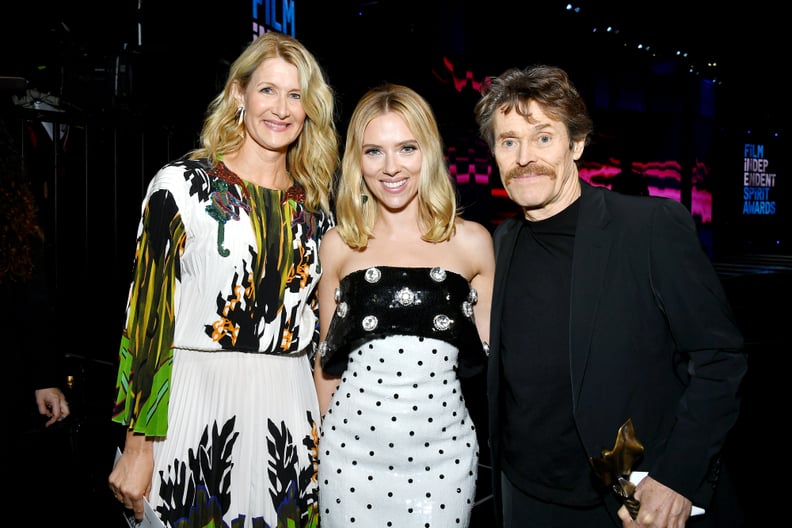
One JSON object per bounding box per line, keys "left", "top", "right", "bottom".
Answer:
{"left": 617, "top": 475, "right": 692, "bottom": 528}
{"left": 34, "top": 387, "right": 69, "bottom": 427}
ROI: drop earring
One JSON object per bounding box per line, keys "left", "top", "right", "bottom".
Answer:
{"left": 236, "top": 106, "right": 245, "bottom": 126}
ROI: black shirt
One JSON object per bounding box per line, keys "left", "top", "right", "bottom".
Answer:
{"left": 500, "top": 199, "right": 600, "bottom": 505}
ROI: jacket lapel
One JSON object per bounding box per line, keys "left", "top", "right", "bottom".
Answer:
{"left": 488, "top": 217, "right": 522, "bottom": 424}
{"left": 570, "top": 181, "right": 612, "bottom": 409}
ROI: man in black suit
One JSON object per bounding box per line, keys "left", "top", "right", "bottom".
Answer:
{"left": 473, "top": 65, "right": 746, "bottom": 528}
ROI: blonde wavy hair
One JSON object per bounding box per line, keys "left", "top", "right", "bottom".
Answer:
{"left": 335, "top": 83, "right": 457, "bottom": 249}
{"left": 188, "top": 32, "right": 339, "bottom": 213}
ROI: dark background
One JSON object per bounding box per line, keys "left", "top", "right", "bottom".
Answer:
{"left": 4, "top": 0, "right": 786, "bottom": 256}
{"left": 2, "top": 1, "right": 788, "bottom": 526}
{"left": 2, "top": 1, "right": 786, "bottom": 130}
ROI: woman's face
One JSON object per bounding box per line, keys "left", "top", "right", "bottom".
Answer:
{"left": 360, "top": 111, "right": 422, "bottom": 213}
{"left": 239, "top": 57, "right": 306, "bottom": 153}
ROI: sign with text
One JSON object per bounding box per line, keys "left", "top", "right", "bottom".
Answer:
{"left": 252, "top": 0, "right": 296, "bottom": 38}
{"left": 743, "top": 143, "right": 777, "bottom": 215}
{"left": 734, "top": 135, "right": 787, "bottom": 253}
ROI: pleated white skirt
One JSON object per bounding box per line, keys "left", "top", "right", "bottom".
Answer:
{"left": 148, "top": 348, "right": 321, "bottom": 527}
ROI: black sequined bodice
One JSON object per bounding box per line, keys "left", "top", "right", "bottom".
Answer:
{"left": 319, "top": 266, "right": 486, "bottom": 377}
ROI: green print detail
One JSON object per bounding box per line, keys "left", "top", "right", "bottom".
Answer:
{"left": 112, "top": 196, "right": 183, "bottom": 436}
{"left": 205, "top": 179, "right": 251, "bottom": 257}
{"left": 157, "top": 415, "right": 320, "bottom": 528}
{"left": 246, "top": 183, "right": 296, "bottom": 313}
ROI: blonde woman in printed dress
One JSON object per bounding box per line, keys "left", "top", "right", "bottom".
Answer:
{"left": 314, "top": 83, "right": 495, "bottom": 527}
{"left": 109, "top": 32, "right": 339, "bottom": 528}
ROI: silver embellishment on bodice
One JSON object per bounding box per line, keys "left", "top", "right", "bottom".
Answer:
{"left": 430, "top": 267, "right": 447, "bottom": 282}
{"left": 362, "top": 315, "right": 378, "bottom": 331}
{"left": 462, "top": 288, "right": 478, "bottom": 318}
{"left": 468, "top": 288, "right": 478, "bottom": 304}
{"left": 362, "top": 268, "right": 463, "bottom": 333}
{"left": 364, "top": 267, "right": 382, "bottom": 283}
{"left": 396, "top": 287, "right": 417, "bottom": 306}
{"left": 320, "top": 266, "right": 487, "bottom": 377}
{"left": 433, "top": 314, "right": 452, "bottom": 331}
{"left": 462, "top": 301, "right": 473, "bottom": 317}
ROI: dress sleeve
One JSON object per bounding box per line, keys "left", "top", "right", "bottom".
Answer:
{"left": 307, "top": 210, "right": 335, "bottom": 370}
{"left": 111, "top": 187, "right": 186, "bottom": 437}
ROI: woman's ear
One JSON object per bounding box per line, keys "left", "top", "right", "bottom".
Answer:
{"left": 231, "top": 80, "right": 244, "bottom": 108}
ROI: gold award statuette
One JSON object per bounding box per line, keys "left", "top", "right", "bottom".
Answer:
{"left": 590, "top": 418, "right": 645, "bottom": 520}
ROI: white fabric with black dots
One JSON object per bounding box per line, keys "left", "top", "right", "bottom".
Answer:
{"left": 318, "top": 333, "right": 478, "bottom": 527}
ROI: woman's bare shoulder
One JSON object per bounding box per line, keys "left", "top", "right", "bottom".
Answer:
{"left": 320, "top": 226, "right": 345, "bottom": 248}
{"left": 319, "top": 227, "right": 347, "bottom": 260}
{"left": 455, "top": 218, "right": 493, "bottom": 245}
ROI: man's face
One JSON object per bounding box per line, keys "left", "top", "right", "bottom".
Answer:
{"left": 492, "top": 100, "right": 585, "bottom": 221}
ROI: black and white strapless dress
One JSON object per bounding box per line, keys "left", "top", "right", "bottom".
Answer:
{"left": 318, "top": 266, "right": 487, "bottom": 528}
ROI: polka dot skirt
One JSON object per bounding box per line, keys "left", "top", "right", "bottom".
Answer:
{"left": 318, "top": 334, "right": 478, "bottom": 527}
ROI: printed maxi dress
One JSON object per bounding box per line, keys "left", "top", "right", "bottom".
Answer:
{"left": 112, "top": 158, "right": 331, "bottom": 528}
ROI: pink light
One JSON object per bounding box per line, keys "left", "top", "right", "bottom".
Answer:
{"left": 432, "top": 56, "right": 486, "bottom": 93}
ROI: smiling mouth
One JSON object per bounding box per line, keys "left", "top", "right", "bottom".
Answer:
{"left": 508, "top": 173, "right": 540, "bottom": 184}
{"left": 265, "top": 120, "right": 289, "bottom": 130}
{"left": 507, "top": 170, "right": 553, "bottom": 184}
{"left": 383, "top": 179, "right": 407, "bottom": 189}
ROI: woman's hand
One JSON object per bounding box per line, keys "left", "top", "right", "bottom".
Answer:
{"left": 109, "top": 431, "right": 155, "bottom": 522}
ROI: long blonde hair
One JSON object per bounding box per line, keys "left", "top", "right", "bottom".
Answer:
{"left": 335, "top": 83, "right": 457, "bottom": 249}
{"left": 189, "top": 32, "right": 339, "bottom": 213}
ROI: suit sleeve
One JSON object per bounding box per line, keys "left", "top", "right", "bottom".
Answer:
{"left": 646, "top": 199, "right": 746, "bottom": 506}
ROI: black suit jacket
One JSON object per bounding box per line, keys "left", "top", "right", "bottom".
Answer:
{"left": 487, "top": 180, "right": 746, "bottom": 522}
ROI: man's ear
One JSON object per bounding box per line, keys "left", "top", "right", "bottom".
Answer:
{"left": 572, "top": 139, "right": 585, "bottom": 161}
